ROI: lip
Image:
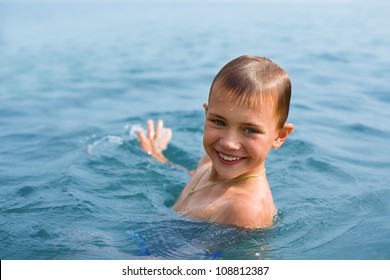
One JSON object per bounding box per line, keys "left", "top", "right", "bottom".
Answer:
{"left": 215, "top": 150, "right": 245, "bottom": 166}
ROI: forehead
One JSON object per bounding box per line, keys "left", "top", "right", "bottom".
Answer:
{"left": 209, "top": 77, "right": 279, "bottom": 109}
{"left": 208, "top": 90, "right": 276, "bottom": 114}
{"left": 207, "top": 93, "right": 278, "bottom": 124}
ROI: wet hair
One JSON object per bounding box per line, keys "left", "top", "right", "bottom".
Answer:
{"left": 209, "top": 55, "right": 291, "bottom": 129}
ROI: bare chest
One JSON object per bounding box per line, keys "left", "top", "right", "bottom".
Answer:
{"left": 174, "top": 189, "right": 229, "bottom": 221}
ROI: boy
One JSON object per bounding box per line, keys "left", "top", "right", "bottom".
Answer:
{"left": 137, "top": 55, "right": 294, "bottom": 229}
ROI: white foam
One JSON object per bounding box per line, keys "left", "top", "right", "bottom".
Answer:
{"left": 87, "top": 135, "right": 124, "bottom": 155}
{"left": 125, "top": 123, "right": 144, "bottom": 140}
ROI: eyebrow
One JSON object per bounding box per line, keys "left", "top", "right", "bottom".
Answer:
{"left": 207, "top": 112, "right": 226, "bottom": 120}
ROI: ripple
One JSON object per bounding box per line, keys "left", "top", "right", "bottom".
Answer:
{"left": 126, "top": 220, "right": 259, "bottom": 259}
{"left": 16, "top": 186, "right": 36, "bottom": 197}
{"left": 284, "top": 139, "right": 316, "bottom": 157}
{"left": 304, "top": 157, "right": 357, "bottom": 184}
{"left": 344, "top": 123, "right": 388, "bottom": 138}
{"left": 29, "top": 229, "right": 52, "bottom": 240}
{"left": 316, "top": 52, "right": 350, "bottom": 63}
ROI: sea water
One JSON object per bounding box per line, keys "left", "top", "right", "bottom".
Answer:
{"left": 0, "top": 0, "right": 389, "bottom": 260}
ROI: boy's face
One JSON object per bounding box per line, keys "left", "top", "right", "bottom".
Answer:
{"left": 203, "top": 93, "right": 285, "bottom": 181}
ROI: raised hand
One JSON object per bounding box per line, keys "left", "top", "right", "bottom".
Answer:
{"left": 137, "top": 119, "right": 172, "bottom": 163}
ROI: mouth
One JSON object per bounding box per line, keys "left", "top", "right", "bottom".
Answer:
{"left": 217, "top": 151, "right": 245, "bottom": 165}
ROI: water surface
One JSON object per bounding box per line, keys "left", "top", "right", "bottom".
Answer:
{"left": 0, "top": 0, "right": 389, "bottom": 259}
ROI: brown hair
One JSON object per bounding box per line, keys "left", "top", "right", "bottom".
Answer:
{"left": 209, "top": 55, "right": 291, "bottom": 129}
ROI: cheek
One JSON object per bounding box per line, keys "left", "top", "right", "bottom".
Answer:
{"left": 246, "top": 141, "right": 261, "bottom": 155}
{"left": 247, "top": 137, "right": 272, "bottom": 157}
{"left": 202, "top": 127, "right": 213, "bottom": 148}
{"left": 203, "top": 126, "right": 219, "bottom": 143}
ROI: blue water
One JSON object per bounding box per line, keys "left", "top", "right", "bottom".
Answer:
{"left": 1, "top": 0, "right": 389, "bottom": 260}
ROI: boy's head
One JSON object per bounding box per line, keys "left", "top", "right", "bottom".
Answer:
{"left": 209, "top": 55, "right": 291, "bottom": 129}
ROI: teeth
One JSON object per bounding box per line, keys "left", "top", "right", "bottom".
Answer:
{"left": 218, "top": 152, "right": 240, "bottom": 161}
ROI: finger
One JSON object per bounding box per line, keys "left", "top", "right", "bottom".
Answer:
{"left": 147, "top": 119, "right": 155, "bottom": 139}
{"left": 137, "top": 130, "right": 147, "bottom": 142}
{"left": 136, "top": 130, "right": 148, "bottom": 151}
{"left": 137, "top": 130, "right": 150, "bottom": 151}
{"left": 155, "top": 119, "right": 163, "bottom": 139}
{"left": 166, "top": 128, "right": 172, "bottom": 141}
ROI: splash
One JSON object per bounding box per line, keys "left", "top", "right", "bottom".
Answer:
{"left": 87, "top": 135, "right": 124, "bottom": 155}
{"left": 125, "top": 124, "right": 144, "bottom": 140}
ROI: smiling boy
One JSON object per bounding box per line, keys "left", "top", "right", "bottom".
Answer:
{"left": 137, "top": 55, "right": 294, "bottom": 229}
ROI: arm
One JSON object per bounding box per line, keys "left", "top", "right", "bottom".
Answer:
{"left": 212, "top": 199, "right": 274, "bottom": 229}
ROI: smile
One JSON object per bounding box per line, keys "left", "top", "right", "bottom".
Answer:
{"left": 218, "top": 152, "right": 242, "bottom": 162}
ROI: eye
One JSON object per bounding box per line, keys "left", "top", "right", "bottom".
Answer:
{"left": 208, "top": 118, "right": 225, "bottom": 127}
{"left": 212, "top": 119, "right": 225, "bottom": 126}
{"left": 243, "top": 127, "right": 259, "bottom": 135}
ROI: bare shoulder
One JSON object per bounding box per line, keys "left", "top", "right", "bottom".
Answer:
{"left": 213, "top": 197, "right": 275, "bottom": 229}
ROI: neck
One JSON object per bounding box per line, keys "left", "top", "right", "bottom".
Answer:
{"left": 183, "top": 167, "right": 266, "bottom": 201}
{"left": 209, "top": 166, "right": 266, "bottom": 183}
{"left": 208, "top": 168, "right": 266, "bottom": 185}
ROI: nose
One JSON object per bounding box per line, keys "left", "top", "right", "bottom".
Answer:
{"left": 219, "top": 129, "right": 240, "bottom": 150}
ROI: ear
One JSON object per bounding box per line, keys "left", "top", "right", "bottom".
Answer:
{"left": 203, "top": 103, "right": 208, "bottom": 116}
{"left": 272, "top": 123, "right": 294, "bottom": 150}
